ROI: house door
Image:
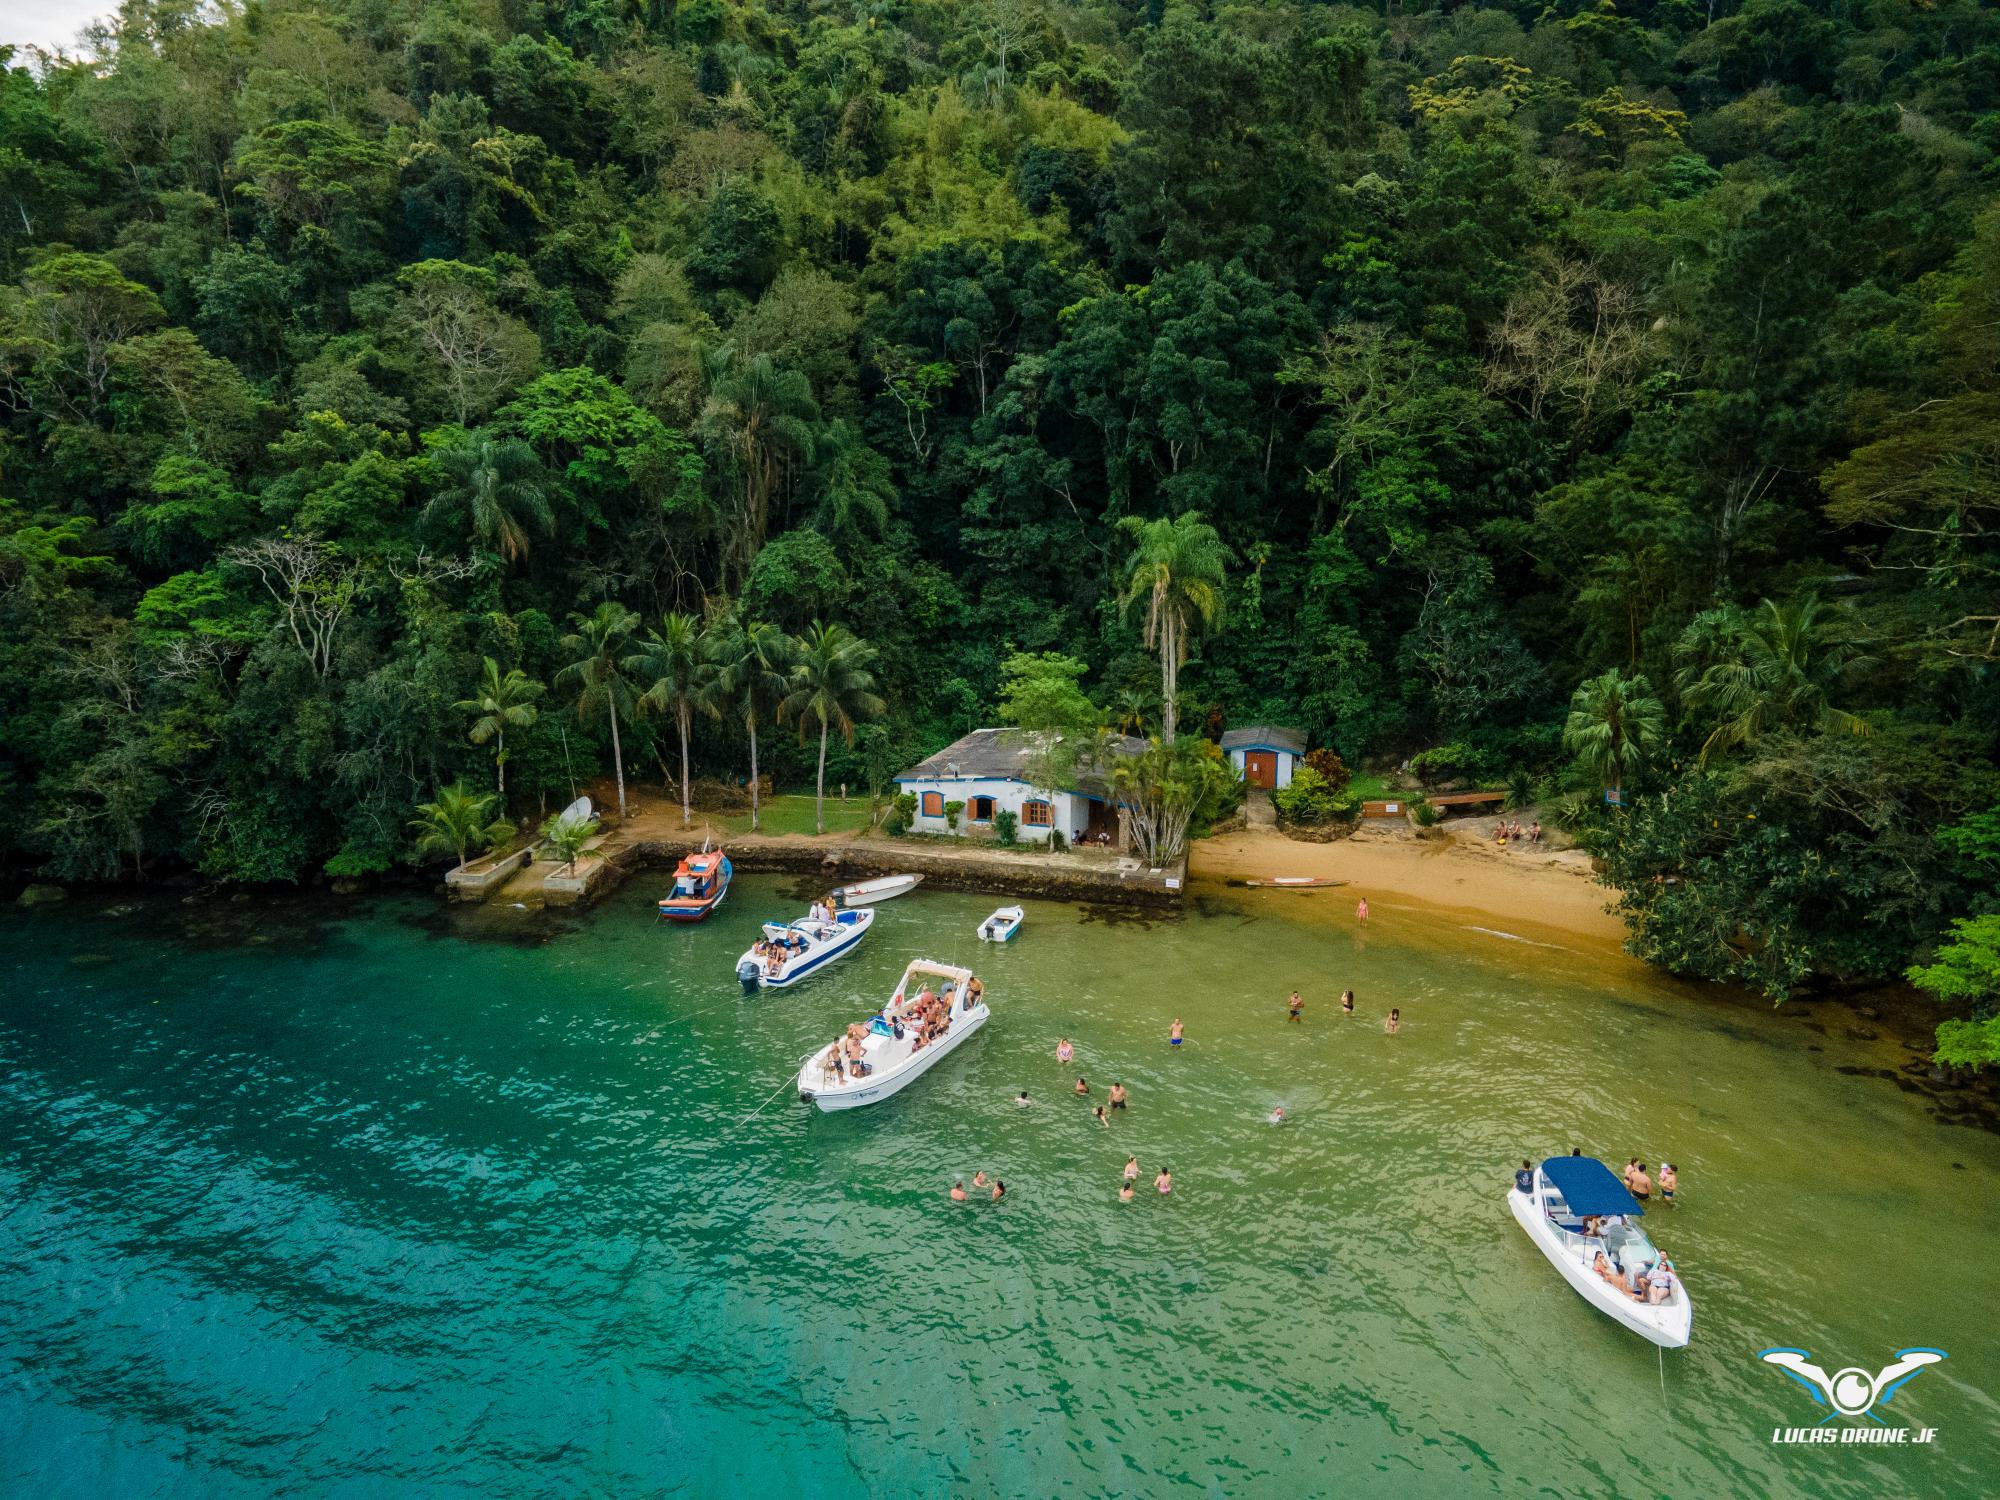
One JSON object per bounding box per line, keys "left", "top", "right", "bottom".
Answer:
{"left": 1244, "top": 751, "right": 1277, "bottom": 789}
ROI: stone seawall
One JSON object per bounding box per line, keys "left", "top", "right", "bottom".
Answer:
{"left": 603, "top": 837, "right": 1185, "bottom": 909}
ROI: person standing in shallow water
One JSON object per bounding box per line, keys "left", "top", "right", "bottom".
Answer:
{"left": 1056, "top": 1038, "right": 1073, "bottom": 1065}
{"left": 1155, "top": 1167, "right": 1172, "bottom": 1195}
{"left": 950, "top": 1181, "right": 967, "bottom": 1202}
{"left": 1356, "top": 897, "right": 1369, "bottom": 925}
{"left": 1384, "top": 1008, "right": 1400, "bottom": 1034}
{"left": 1287, "top": 990, "right": 1303, "bottom": 1023}
{"left": 1169, "top": 1018, "right": 1184, "bottom": 1047}
{"left": 1341, "top": 989, "right": 1355, "bottom": 1015}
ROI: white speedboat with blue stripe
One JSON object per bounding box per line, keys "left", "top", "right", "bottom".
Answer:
{"left": 735, "top": 908, "right": 873, "bottom": 992}
{"left": 1509, "top": 1155, "right": 1691, "bottom": 1348}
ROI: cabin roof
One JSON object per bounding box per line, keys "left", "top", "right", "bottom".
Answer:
{"left": 895, "top": 728, "right": 1147, "bottom": 788}
{"left": 1220, "top": 724, "right": 1306, "bottom": 754}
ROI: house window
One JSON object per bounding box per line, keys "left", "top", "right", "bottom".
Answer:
{"left": 1022, "top": 800, "right": 1052, "bottom": 827}
{"left": 921, "top": 791, "right": 944, "bottom": 817}
{"left": 969, "top": 795, "right": 995, "bottom": 823}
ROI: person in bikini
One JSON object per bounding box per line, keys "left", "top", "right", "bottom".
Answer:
{"left": 1123, "top": 1157, "right": 1139, "bottom": 1182}
{"left": 1155, "top": 1168, "right": 1172, "bottom": 1195}
{"left": 1056, "top": 1038, "right": 1074, "bottom": 1065}
{"left": 1659, "top": 1163, "right": 1678, "bottom": 1205}
{"left": 1341, "top": 989, "right": 1355, "bottom": 1015}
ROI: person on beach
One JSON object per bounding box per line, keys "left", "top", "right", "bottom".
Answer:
{"left": 1659, "top": 1163, "right": 1678, "bottom": 1205}
{"left": 1515, "top": 1159, "right": 1535, "bottom": 1195}
{"left": 950, "top": 1181, "right": 967, "bottom": 1202}
{"left": 1169, "top": 1018, "right": 1184, "bottom": 1047}
{"left": 1124, "top": 1156, "right": 1139, "bottom": 1182}
{"left": 1384, "top": 1008, "right": 1400, "bottom": 1034}
{"left": 1119, "top": 1182, "right": 1134, "bottom": 1203}
{"left": 1287, "top": 990, "right": 1304, "bottom": 1023}
{"left": 1155, "top": 1167, "right": 1172, "bottom": 1195}
{"left": 1057, "top": 1038, "right": 1074, "bottom": 1065}
{"left": 1341, "top": 989, "right": 1355, "bottom": 1015}
{"left": 991, "top": 1180, "right": 1006, "bottom": 1202}
{"left": 1109, "top": 1082, "right": 1128, "bottom": 1110}
{"left": 1094, "top": 1105, "right": 1109, "bottom": 1128}
{"left": 973, "top": 1170, "right": 988, "bottom": 1189}
{"left": 1075, "top": 1077, "right": 1090, "bottom": 1096}
{"left": 1356, "top": 897, "right": 1369, "bottom": 925}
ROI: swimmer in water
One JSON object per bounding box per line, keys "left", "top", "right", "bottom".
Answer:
{"left": 950, "top": 1181, "right": 967, "bottom": 1202}
{"left": 1016, "top": 1090, "right": 1032, "bottom": 1107}
{"left": 1074, "top": 1077, "right": 1090, "bottom": 1096}
{"left": 1385, "top": 1007, "right": 1400, "bottom": 1034}
{"left": 1123, "top": 1156, "right": 1139, "bottom": 1182}
{"left": 1094, "top": 1105, "right": 1109, "bottom": 1128}
{"left": 973, "top": 1170, "right": 988, "bottom": 1189}
{"left": 1340, "top": 989, "right": 1355, "bottom": 1015}
{"left": 1155, "top": 1167, "right": 1172, "bottom": 1195}
{"left": 1268, "top": 1107, "right": 1285, "bottom": 1125}
{"left": 1118, "top": 1182, "right": 1134, "bottom": 1203}
{"left": 1056, "top": 1038, "right": 1073, "bottom": 1064}
{"left": 991, "top": 1180, "right": 1006, "bottom": 1202}
{"left": 1169, "top": 1018, "right": 1184, "bottom": 1047}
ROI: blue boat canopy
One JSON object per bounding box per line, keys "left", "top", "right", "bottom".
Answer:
{"left": 1540, "top": 1156, "right": 1644, "bottom": 1217}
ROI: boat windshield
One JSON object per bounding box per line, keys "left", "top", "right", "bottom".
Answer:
{"left": 1602, "top": 1219, "right": 1661, "bottom": 1272}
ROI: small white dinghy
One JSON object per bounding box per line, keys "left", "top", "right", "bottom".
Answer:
{"left": 977, "top": 905, "right": 1023, "bottom": 942}
{"left": 1509, "top": 1156, "right": 1691, "bottom": 1348}
{"left": 828, "top": 873, "right": 923, "bottom": 908}
{"left": 735, "top": 907, "right": 874, "bottom": 992}
{"left": 796, "top": 959, "right": 988, "bottom": 1111}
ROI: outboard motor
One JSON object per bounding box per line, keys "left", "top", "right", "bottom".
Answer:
{"left": 736, "top": 957, "right": 762, "bottom": 995}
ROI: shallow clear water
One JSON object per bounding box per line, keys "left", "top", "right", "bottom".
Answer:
{"left": 2, "top": 877, "right": 1995, "bottom": 1497}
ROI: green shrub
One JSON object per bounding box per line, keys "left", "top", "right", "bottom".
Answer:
{"left": 993, "top": 809, "right": 1019, "bottom": 845}
{"left": 944, "top": 798, "right": 964, "bottom": 831}
{"left": 1409, "top": 743, "right": 1506, "bottom": 787}
{"left": 1303, "top": 747, "right": 1350, "bottom": 790}
{"left": 1274, "top": 764, "right": 1360, "bottom": 826}
{"left": 1409, "top": 795, "right": 1440, "bottom": 827}
{"left": 1504, "top": 769, "right": 1535, "bottom": 810}
{"left": 892, "top": 792, "right": 917, "bottom": 823}
{"left": 1049, "top": 828, "right": 1069, "bottom": 852}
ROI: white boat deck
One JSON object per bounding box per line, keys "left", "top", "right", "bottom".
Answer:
{"left": 797, "top": 959, "right": 987, "bottom": 1110}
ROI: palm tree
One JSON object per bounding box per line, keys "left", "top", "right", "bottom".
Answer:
{"left": 557, "top": 602, "right": 641, "bottom": 819}
{"left": 1110, "top": 686, "right": 1154, "bottom": 738}
{"left": 454, "top": 657, "right": 542, "bottom": 804}
{"left": 712, "top": 613, "right": 795, "bottom": 833}
{"left": 1675, "top": 595, "right": 1871, "bottom": 766}
{"left": 538, "top": 808, "right": 599, "bottom": 875}
{"left": 699, "top": 344, "right": 821, "bottom": 586}
{"left": 627, "top": 611, "right": 717, "bottom": 829}
{"left": 779, "top": 621, "right": 884, "bottom": 835}
{"left": 1117, "top": 512, "right": 1230, "bottom": 744}
{"left": 426, "top": 434, "right": 552, "bottom": 564}
{"left": 1563, "top": 668, "right": 1667, "bottom": 804}
{"left": 410, "top": 782, "right": 514, "bottom": 872}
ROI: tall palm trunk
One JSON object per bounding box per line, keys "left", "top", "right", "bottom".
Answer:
{"left": 496, "top": 726, "right": 506, "bottom": 802}
{"left": 816, "top": 721, "right": 830, "bottom": 835}
{"left": 1160, "top": 612, "right": 1181, "bottom": 745}
{"left": 747, "top": 715, "right": 762, "bottom": 833}
{"left": 609, "top": 703, "right": 627, "bottom": 819}
{"left": 678, "top": 703, "right": 693, "bottom": 829}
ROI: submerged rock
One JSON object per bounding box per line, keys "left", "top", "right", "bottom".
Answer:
{"left": 17, "top": 884, "right": 65, "bottom": 907}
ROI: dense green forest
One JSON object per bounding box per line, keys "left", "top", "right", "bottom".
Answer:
{"left": 2, "top": 0, "right": 1998, "bottom": 1055}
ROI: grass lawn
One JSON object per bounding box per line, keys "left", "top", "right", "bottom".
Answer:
{"left": 715, "top": 792, "right": 873, "bottom": 838}
{"left": 1345, "top": 771, "right": 1394, "bottom": 801}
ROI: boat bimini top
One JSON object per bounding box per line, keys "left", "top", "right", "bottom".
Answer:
{"left": 1539, "top": 1155, "right": 1645, "bottom": 1218}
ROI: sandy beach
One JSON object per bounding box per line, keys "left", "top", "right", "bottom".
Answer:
{"left": 1190, "top": 820, "right": 1631, "bottom": 957}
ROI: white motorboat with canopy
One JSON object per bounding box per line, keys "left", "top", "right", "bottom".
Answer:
{"left": 735, "top": 906, "right": 874, "bottom": 992}
{"left": 1509, "top": 1155, "right": 1691, "bottom": 1348}
{"left": 796, "top": 958, "right": 988, "bottom": 1111}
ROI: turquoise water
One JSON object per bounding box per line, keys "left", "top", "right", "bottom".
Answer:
{"left": 3, "top": 876, "right": 1995, "bottom": 1497}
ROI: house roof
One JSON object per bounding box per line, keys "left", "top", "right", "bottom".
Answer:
{"left": 896, "top": 728, "right": 1147, "bottom": 795}
{"left": 1220, "top": 724, "right": 1306, "bottom": 755}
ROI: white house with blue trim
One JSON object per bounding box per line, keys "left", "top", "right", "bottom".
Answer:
{"left": 894, "top": 729, "right": 1142, "bottom": 847}
{"left": 1220, "top": 724, "right": 1306, "bottom": 790}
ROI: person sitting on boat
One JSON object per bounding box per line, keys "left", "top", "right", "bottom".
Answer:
{"left": 1514, "top": 1160, "right": 1534, "bottom": 1195}
{"left": 916, "top": 984, "right": 936, "bottom": 1009}
{"left": 1591, "top": 1251, "right": 1628, "bottom": 1293}
{"left": 965, "top": 977, "right": 983, "bottom": 1011}
{"left": 1646, "top": 1262, "right": 1677, "bottom": 1304}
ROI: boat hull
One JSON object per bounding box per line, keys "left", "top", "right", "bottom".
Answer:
{"left": 1507, "top": 1185, "right": 1691, "bottom": 1348}
{"left": 830, "top": 874, "right": 922, "bottom": 907}
{"left": 657, "top": 887, "right": 727, "bottom": 923}
{"left": 799, "top": 1003, "right": 988, "bottom": 1111}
